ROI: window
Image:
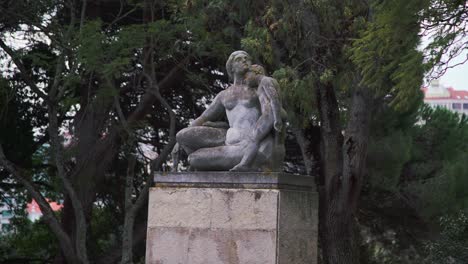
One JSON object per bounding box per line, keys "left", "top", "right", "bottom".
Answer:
{"left": 1, "top": 210, "right": 12, "bottom": 217}
{"left": 464, "top": 103, "right": 468, "bottom": 109}
{"left": 452, "top": 103, "right": 461, "bottom": 109}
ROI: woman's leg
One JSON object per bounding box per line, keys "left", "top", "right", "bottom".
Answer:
{"left": 188, "top": 145, "right": 244, "bottom": 171}
{"left": 176, "top": 126, "right": 227, "bottom": 154}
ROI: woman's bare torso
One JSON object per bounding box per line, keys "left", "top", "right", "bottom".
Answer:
{"left": 221, "top": 84, "right": 260, "bottom": 145}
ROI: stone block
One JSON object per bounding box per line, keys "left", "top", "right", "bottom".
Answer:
{"left": 146, "top": 172, "right": 317, "bottom": 264}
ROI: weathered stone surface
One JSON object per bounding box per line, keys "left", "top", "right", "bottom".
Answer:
{"left": 146, "top": 227, "right": 276, "bottom": 264}
{"left": 146, "top": 172, "right": 318, "bottom": 264}
{"left": 278, "top": 190, "right": 318, "bottom": 264}
{"left": 154, "top": 171, "right": 315, "bottom": 190}
{"left": 174, "top": 51, "right": 286, "bottom": 172}
{"left": 148, "top": 188, "right": 278, "bottom": 230}
{"left": 208, "top": 189, "right": 278, "bottom": 229}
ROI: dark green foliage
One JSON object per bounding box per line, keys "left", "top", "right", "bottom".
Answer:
{"left": 367, "top": 130, "right": 412, "bottom": 191}
{"left": 366, "top": 92, "right": 423, "bottom": 192}
{"left": 0, "top": 79, "right": 35, "bottom": 168}
{"left": 88, "top": 205, "right": 122, "bottom": 258}
{"left": 0, "top": 0, "right": 53, "bottom": 32}
{"left": 0, "top": 217, "right": 59, "bottom": 263}
{"left": 425, "top": 211, "right": 468, "bottom": 264}
{"left": 362, "top": 105, "right": 468, "bottom": 263}
{"left": 404, "top": 107, "right": 468, "bottom": 218}
{"left": 348, "top": 0, "right": 425, "bottom": 111}
{"left": 412, "top": 106, "right": 468, "bottom": 166}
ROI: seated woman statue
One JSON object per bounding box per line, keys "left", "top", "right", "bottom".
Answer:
{"left": 176, "top": 51, "right": 286, "bottom": 171}
{"left": 229, "top": 64, "right": 287, "bottom": 171}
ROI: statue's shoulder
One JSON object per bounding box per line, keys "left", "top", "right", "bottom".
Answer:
{"left": 259, "top": 76, "right": 279, "bottom": 87}
{"left": 214, "top": 89, "right": 228, "bottom": 99}
{"left": 259, "top": 77, "right": 280, "bottom": 94}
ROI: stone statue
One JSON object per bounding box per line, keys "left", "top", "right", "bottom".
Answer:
{"left": 175, "top": 51, "right": 286, "bottom": 171}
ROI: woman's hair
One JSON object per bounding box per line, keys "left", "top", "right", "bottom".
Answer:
{"left": 225, "top": 50, "right": 250, "bottom": 81}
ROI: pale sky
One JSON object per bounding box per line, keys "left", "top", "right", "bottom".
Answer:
{"left": 438, "top": 48, "right": 468, "bottom": 90}
{"left": 422, "top": 32, "right": 468, "bottom": 91}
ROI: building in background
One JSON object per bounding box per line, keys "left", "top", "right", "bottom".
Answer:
{"left": 26, "top": 199, "right": 63, "bottom": 222}
{"left": 0, "top": 198, "right": 63, "bottom": 234}
{"left": 422, "top": 80, "right": 468, "bottom": 115}
{"left": 0, "top": 197, "right": 14, "bottom": 233}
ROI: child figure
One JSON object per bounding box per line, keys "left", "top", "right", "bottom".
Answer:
{"left": 230, "top": 64, "right": 284, "bottom": 171}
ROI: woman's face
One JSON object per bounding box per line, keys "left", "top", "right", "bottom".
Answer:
{"left": 232, "top": 53, "right": 252, "bottom": 76}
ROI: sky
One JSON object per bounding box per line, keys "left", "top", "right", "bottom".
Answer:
{"left": 421, "top": 32, "right": 468, "bottom": 91}
{"left": 438, "top": 48, "right": 468, "bottom": 90}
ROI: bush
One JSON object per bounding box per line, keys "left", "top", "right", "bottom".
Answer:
{"left": 424, "top": 211, "right": 468, "bottom": 264}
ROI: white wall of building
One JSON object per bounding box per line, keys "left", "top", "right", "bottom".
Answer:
{"left": 424, "top": 99, "right": 468, "bottom": 115}
{"left": 424, "top": 80, "right": 468, "bottom": 116}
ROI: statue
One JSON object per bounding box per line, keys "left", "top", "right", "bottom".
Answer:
{"left": 175, "top": 51, "right": 286, "bottom": 171}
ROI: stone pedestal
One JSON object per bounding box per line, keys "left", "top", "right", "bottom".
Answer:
{"left": 146, "top": 172, "right": 318, "bottom": 264}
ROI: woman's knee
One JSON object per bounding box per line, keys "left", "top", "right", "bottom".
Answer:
{"left": 188, "top": 151, "right": 209, "bottom": 170}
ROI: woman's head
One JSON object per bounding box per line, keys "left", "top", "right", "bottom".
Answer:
{"left": 226, "top": 51, "right": 252, "bottom": 80}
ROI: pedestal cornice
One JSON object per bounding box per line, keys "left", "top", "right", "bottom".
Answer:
{"left": 154, "top": 172, "right": 315, "bottom": 191}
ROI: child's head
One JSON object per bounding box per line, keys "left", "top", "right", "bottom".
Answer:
{"left": 245, "top": 64, "right": 265, "bottom": 87}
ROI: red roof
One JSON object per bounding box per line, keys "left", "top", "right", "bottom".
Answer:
{"left": 26, "top": 199, "right": 63, "bottom": 214}
{"left": 422, "top": 87, "right": 468, "bottom": 100}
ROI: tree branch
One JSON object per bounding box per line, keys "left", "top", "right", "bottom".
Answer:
{"left": 130, "top": 72, "right": 177, "bottom": 214}
{"left": 0, "top": 144, "right": 79, "bottom": 264}
{"left": 47, "top": 106, "right": 89, "bottom": 264}
{"left": 126, "top": 57, "right": 188, "bottom": 125}
{"left": 0, "top": 39, "right": 50, "bottom": 104}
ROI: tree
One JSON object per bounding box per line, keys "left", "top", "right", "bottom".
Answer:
{"left": 425, "top": 211, "right": 468, "bottom": 264}
{"left": 237, "top": 0, "right": 426, "bottom": 262}
{"left": 1, "top": 0, "right": 467, "bottom": 263}
{"left": 403, "top": 106, "right": 468, "bottom": 219}
{"left": 421, "top": 0, "right": 468, "bottom": 78}
{"left": 0, "top": 215, "right": 59, "bottom": 263}
{"left": 0, "top": 0, "right": 231, "bottom": 263}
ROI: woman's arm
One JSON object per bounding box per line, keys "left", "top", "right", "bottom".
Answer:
{"left": 191, "top": 92, "right": 225, "bottom": 126}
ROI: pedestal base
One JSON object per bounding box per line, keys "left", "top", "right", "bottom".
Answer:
{"left": 146, "top": 172, "right": 318, "bottom": 264}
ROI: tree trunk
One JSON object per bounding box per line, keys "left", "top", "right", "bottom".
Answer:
{"left": 291, "top": 127, "right": 314, "bottom": 175}
{"left": 316, "top": 80, "right": 372, "bottom": 264}
{"left": 121, "top": 155, "right": 136, "bottom": 264}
